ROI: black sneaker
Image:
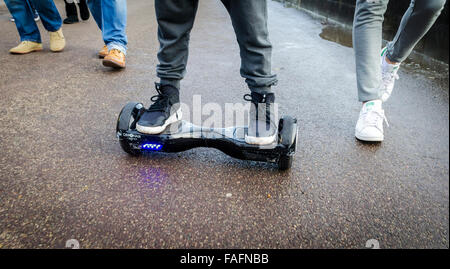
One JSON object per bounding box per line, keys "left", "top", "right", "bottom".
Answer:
{"left": 63, "top": 2, "right": 79, "bottom": 24}
{"left": 244, "top": 92, "right": 278, "bottom": 145}
{"left": 63, "top": 16, "right": 79, "bottom": 24}
{"left": 136, "top": 83, "right": 182, "bottom": 134}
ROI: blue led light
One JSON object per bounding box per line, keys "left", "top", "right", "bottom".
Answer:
{"left": 141, "top": 143, "right": 163, "bottom": 151}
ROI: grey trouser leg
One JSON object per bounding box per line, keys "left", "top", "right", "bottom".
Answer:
{"left": 353, "top": 0, "right": 446, "bottom": 102}
{"left": 155, "top": 0, "right": 198, "bottom": 90}
{"left": 155, "top": 0, "right": 277, "bottom": 94}
{"left": 220, "top": 0, "right": 277, "bottom": 94}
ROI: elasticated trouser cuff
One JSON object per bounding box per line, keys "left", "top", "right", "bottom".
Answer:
{"left": 249, "top": 86, "right": 273, "bottom": 95}
{"left": 160, "top": 79, "right": 181, "bottom": 90}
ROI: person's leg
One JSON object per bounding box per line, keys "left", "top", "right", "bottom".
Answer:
{"left": 26, "top": 0, "right": 39, "bottom": 21}
{"left": 220, "top": 0, "right": 277, "bottom": 95}
{"left": 87, "top": 0, "right": 107, "bottom": 58}
{"left": 154, "top": 0, "right": 199, "bottom": 90}
{"left": 87, "top": 0, "right": 102, "bottom": 29}
{"left": 64, "top": 0, "right": 80, "bottom": 24}
{"left": 136, "top": 0, "right": 198, "bottom": 135}
{"left": 221, "top": 0, "right": 278, "bottom": 145}
{"left": 98, "top": 0, "right": 128, "bottom": 68}
{"left": 100, "top": 0, "right": 127, "bottom": 54}
{"left": 353, "top": 0, "right": 389, "bottom": 103}
{"left": 386, "top": 0, "right": 446, "bottom": 63}
{"left": 379, "top": 0, "right": 446, "bottom": 102}
{"left": 29, "top": 0, "right": 62, "bottom": 32}
{"left": 29, "top": 0, "right": 65, "bottom": 52}
{"left": 4, "top": 0, "right": 41, "bottom": 43}
{"left": 353, "top": 0, "right": 390, "bottom": 142}
{"left": 78, "top": 0, "right": 90, "bottom": 21}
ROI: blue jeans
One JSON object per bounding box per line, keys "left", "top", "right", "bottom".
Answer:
{"left": 87, "top": 0, "right": 128, "bottom": 54}
{"left": 5, "top": 0, "right": 62, "bottom": 43}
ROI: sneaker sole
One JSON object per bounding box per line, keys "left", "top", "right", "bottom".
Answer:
{"left": 355, "top": 132, "right": 384, "bottom": 142}
{"left": 103, "top": 58, "right": 125, "bottom": 69}
{"left": 136, "top": 108, "right": 182, "bottom": 135}
{"left": 245, "top": 133, "right": 277, "bottom": 145}
{"left": 10, "top": 47, "right": 43, "bottom": 54}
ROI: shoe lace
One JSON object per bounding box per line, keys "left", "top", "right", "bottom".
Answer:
{"left": 243, "top": 94, "right": 253, "bottom": 102}
{"left": 362, "top": 109, "right": 389, "bottom": 128}
{"left": 19, "top": 41, "right": 34, "bottom": 47}
{"left": 148, "top": 84, "right": 170, "bottom": 112}
{"left": 243, "top": 93, "right": 269, "bottom": 103}
{"left": 50, "top": 30, "right": 63, "bottom": 39}
{"left": 381, "top": 67, "right": 399, "bottom": 87}
{"left": 110, "top": 49, "right": 123, "bottom": 58}
{"left": 243, "top": 94, "right": 275, "bottom": 126}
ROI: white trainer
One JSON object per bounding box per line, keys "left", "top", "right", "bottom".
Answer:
{"left": 355, "top": 100, "right": 388, "bottom": 142}
{"left": 380, "top": 47, "right": 400, "bottom": 102}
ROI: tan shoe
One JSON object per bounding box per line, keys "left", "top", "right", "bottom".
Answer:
{"left": 98, "top": 45, "right": 108, "bottom": 58}
{"left": 102, "top": 49, "right": 126, "bottom": 69}
{"left": 9, "top": 41, "right": 43, "bottom": 54}
{"left": 49, "top": 28, "right": 66, "bottom": 52}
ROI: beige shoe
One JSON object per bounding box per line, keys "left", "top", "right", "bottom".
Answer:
{"left": 98, "top": 45, "right": 108, "bottom": 58}
{"left": 102, "top": 49, "right": 126, "bottom": 69}
{"left": 9, "top": 41, "right": 43, "bottom": 54}
{"left": 49, "top": 28, "right": 66, "bottom": 52}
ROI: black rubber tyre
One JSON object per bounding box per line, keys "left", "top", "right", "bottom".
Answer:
{"left": 278, "top": 154, "right": 293, "bottom": 171}
{"left": 117, "top": 102, "right": 144, "bottom": 156}
{"left": 277, "top": 116, "right": 298, "bottom": 170}
{"left": 278, "top": 116, "right": 297, "bottom": 147}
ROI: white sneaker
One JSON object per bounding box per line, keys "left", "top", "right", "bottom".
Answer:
{"left": 380, "top": 47, "right": 400, "bottom": 102}
{"left": 355, "top": 100, "right": 388, "bottom": 142}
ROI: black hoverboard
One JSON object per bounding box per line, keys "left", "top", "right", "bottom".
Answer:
{"left": 116, "top": 102, "right": 298, "bottom": 170}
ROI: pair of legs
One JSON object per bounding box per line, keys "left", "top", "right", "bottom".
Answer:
{"left": 155, "top": 0, "right": 277, "bottom": 94}
{"left": 354, "top": 0, "right": 446, "bottom": 102}
{"left": 63, "top": 0, "right": 90, "bottom": 24}
{"left": 5, "top": 0, "right": 65, "bottom": 54}
{"left": 5, "top": 0, "right": 62, "bottom": 44}
{"left": 10, "top": 0, "right": 39, "bottom": 22}
{"left": 353, "top": 0, "right": 446, "bottom": 141}
{"left": 136, "top": 0, "right": 278, "bottom": 144}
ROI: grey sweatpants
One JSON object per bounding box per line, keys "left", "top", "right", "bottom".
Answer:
{"left": 353, "top": 0, "right": 446, "bottom": 102}
{"left": 155, "top": 0, "right": 278, "bottom": 94}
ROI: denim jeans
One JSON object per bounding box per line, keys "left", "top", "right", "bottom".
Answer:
{"left": 5, "top": 0, "right": 62, "bottom": 43}
{"left": 87, "top": 0, "right": 128, "bottom": 54}
{"left": 353, "top": 0, "right": 446, "bottom": 102}
{"left": 155, "top": 0, "right": 277, "bottom": 94}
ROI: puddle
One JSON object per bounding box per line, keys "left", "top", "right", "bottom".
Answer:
{"left": 319, "top": 24, "right": 353, "bottom": 48}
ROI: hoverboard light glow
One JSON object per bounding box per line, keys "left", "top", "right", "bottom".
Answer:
{"left": 141, "top": 143, "right": 163, "bottom": 151}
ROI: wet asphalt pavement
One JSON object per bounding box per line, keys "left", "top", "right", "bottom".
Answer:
{"left": 0, "top": 1, "right": 448, "bottom": 249}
